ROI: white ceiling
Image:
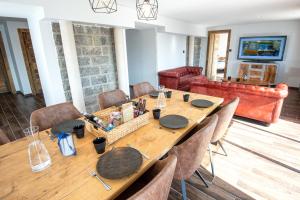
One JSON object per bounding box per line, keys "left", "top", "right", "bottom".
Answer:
{"left": 119, "top": 0, "right": 300, "bottom": 27}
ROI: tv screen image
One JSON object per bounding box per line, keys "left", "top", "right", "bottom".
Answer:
{"left": 238, "top": 36, "right": 287, "bottom": 61}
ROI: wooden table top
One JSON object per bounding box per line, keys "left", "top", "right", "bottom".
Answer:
{"left": 0, "top": 89, "right": 223, "bottom": 200}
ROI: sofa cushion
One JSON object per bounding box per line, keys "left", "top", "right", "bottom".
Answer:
{"left": 179, "top": 74, "right": 195, "bottom": 86}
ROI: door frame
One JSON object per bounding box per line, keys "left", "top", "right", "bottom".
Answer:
{"left": 0, "top": 32, "right": 16, "bottom": 94}
{"left": 18, "top": 28, "right": 38, "bottom": 95}
{"left": 205, "top": 29, "right": 231, "bottom": 79}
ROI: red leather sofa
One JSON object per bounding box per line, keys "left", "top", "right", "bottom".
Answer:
{"left": 158, "top": 66, "right": 205, "bottom": 91}
{"left": 190, "top": 81, "right": 288, "bottom": 124}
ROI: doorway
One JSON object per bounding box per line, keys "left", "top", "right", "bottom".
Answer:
{"left": 18, "top": 28, "right": 42, "bottom": 95}
{"left": 206, "top": 30, "right": 231, "bottom": 80}
{"left": 0, "top": 32, "right": 15, "bottom": 94}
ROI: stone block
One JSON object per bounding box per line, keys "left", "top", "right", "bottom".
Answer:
{"left": 80, "top": 67, "right": 100, "bottom": 77}
{"left": 58, "top": 59, "right": 66, "bottom": 69}
{"left": 84, "top": 87, "right": 94, "bottom": 96}
{"left": 92, "top": 56, "right": 109, "bottom": 65}
{"left": 93, "top": 85, "right": 103, "bottom": 94}
{"left": 101, "top": 27, "right": 112, "bottom": 35}
{"left": 91, "top": 75, "right": 107, "bottom": 85}
{"left": 78, "top": 57, "right": 91, "bottom": 66}
{"left": 53, "top": 34, "right": 62, "bottom": 46}
{"left": 102, "top": 46, "right": 109, "bottom": 56}
{"left": 52, "top": 23, "right": 60, "bottom": 33}
{"left": 60, "top": 69, "right": 69, "bottom": 80}
{"left": 84, "top": 95, "right": 98, "bottom": 106}
{"left": 81, "top": 47, "right": 102, "bottom": 56}
{"left": 91, "top": 27, "right": 101, "bottom": 35}
{"left": 56, "top": 46, "right": 64, "bottom": 57}
{"left": 73, "top": 25, "right": 84, "bottom": 34}
{"left": 75, "top": 35, "right": 93, "bottom": 46}
{"left": 94, "top": 36, "right": 108, "bottom": 46}
{"left": 107, "top": 73, "right": 117, "bottom": 82}
{"left": 65, "top": 91, "right": 72, "bottom": 101}
{"left": 81, "top": 77, "right": 90, "bottom": 87}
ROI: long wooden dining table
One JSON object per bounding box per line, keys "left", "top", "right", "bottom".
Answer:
{"left": 0, "top": 89, "right": 223, "bottom": 200}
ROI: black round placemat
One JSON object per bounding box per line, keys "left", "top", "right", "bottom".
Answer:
{"left": 97, "top": 147, "right": 143, "bottom": 179}
{"left": 51, "top": 120, "right": 85, "bottom": 135}
{"left": 159, "top": 115, "right": 188, "bottom": 129}
{"left": 191, "top": 99, "right": 214, "bottom": 108}
{"left": 149, "top": 91, "right": 159, "bottom": 98}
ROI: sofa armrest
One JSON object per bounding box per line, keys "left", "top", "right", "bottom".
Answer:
{"left": 158, "top": 71, "right": 180, "bottom": 78}
{"left": 159, "top": 76, "right": 180, "bottom": 89}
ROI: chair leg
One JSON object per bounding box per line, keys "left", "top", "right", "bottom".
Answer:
{"left": 218, "top": 141, "right": 227, "bottom": 156}
{"left": 195, "top": 170, "right": 209, "bottom": 188}
{"left": 181, "top": 179, "right": 188, "bottom": 200}
{"left": 208, "top": 144, "right": 215, "bottom": 177}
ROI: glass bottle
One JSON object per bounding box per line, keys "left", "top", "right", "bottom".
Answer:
{"left": 156, "top": 85, "right": 166, "bottom": 109}
{"left": 23, "top": 126, "right": 51, "bottom": 172}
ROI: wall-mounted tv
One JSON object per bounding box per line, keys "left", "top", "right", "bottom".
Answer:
{"left": 237, "top": 36, "right": 287, "bottom": 61}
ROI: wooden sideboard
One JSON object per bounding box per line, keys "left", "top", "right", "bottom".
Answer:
{"left": 238, "top": 62, "right": 277, "bottom": 83}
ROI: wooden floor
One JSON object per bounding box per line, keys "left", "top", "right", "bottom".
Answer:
{"left": 168, "top": 88, "right": 300, "bottom": 200}
{"left": 280, "top": 88, "right": 300, "bottom": 124}
{"left": 0, "top": 92, "right": 45, "bottom": 141}
{"left": 0, "top": 89, "right": 299, "bottom": 200}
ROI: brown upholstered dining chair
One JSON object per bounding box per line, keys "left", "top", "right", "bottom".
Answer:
{"left": 115, "top": 155, "right": 177, "bottom": 200}
{"left": 168, "top": 114, "right": 218, "bottom": 200}
{"left": 30, "top": 102, "right": 81, "bottom": 132}
{"left": 208, "top": 97, "right": 239, "bottom": 177}
{"left": 0, "top": 129, "right": 10, "bottom": 145}
{"left": 98, "top": 89, "right": 128, "bottom": 110}
{"left": 132, "top": 82, "right": 156, "bottom": 98}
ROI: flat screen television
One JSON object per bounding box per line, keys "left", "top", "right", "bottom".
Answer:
{"left": 237, "top": 36, "right": 287, "bottom": 61}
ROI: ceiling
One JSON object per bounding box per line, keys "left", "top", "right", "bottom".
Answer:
{"left": 119, "top": 0, "right": 300, "bottom": 27}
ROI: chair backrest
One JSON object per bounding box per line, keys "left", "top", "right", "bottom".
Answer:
{"left": 30, "top": 102, "right": 81, "bottom": 131}
{"left": 169, "top": 114, "right": 218, "bottom": 180}
{"left": 98, "top": 89, "right": 127, "bottom": 110}
{"left": 0, "top": 129, "right": 10, "bottom": 145}
{"left": 128, "top": 155, "right": 177, "bottom": 200}
{"left": 132, "top": 82, "right": 156, "bottom": 98}
{"left": 211, "top": 97, "right": 239, "bottom": 143}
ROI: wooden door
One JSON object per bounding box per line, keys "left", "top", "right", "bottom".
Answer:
{"left": 18, "top": 29, "right": 42, "bottom": 95}
{"left": 0, "top": 49, "right": 9, "bottom": 93}
{"left": 0, "top": 33, "right": 15, "bottom": 94}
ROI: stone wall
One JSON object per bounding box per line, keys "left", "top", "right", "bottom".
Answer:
{"left": 52, "top": 23, "right": 118, "bottom": 113}
{"left": 193, "top": 37, "right": 201, "bottom": 66}
{"left": 185, "top": 36, "right": 202, "bottom": 66}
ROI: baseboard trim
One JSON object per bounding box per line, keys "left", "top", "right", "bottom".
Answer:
{"left": 16, "top": 91, "right": 33, "bottom": 97}
{"left": 288, "top": 86, "right": 299, "bottom": 90}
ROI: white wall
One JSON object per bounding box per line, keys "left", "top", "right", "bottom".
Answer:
{"left": 209, "top": 20, "right": 300, "bottom": 87}
{"left": 126, "top": 29, "right": 158, "bottom": 87}
{"left": 6, "top": 21, "right": 32, "bottom": 94}
{"left": 0, "top": 22, "right": 21, "bottom": 91}
{"left": 157, "top": 32, "right": 187, "bottom": 71}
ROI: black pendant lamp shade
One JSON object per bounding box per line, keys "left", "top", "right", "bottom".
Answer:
{"left": 136, "top": 0, "right": 158, "bottom": 20}
{"left": 89, "top": 0, "right": 117, "bottom": 14}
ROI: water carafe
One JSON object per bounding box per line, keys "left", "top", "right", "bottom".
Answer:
{"left": 23, "top": 126, "right": 51, "bottom": 172}
{"left": 156, "top": 85, "right": 166, "bottom": 109}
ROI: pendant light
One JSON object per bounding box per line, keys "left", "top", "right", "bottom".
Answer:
{"left": 89, "top": 0, "right": 117, "bottom": 14}
{"left": 136, "top": 0, "right": 158, "bottom": 20}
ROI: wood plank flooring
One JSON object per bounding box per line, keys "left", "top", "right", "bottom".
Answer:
{"left": 0, "top": 92, "right": 45, "bottom": 140}
{"left": 168, "top": 89, "right": 300, "bottom": 200}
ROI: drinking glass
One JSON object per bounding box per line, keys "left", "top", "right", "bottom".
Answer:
{"left": 156, "top": 85, "right": 166, "bottom": 109}
{"left": 23, "top": 126, "right": 51, "bottom": 172}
